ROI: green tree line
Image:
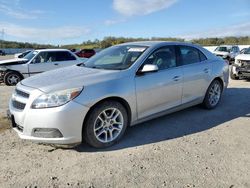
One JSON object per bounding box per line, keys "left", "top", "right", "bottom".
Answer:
{"left": 0, "top": 40, "right": 55, "bottom": 49}
{"left": 1, "top": 36, "right": 250, "bottom": 50}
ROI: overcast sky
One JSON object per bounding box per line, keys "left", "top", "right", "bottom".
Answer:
{"left": 0, "top": 0, "right": 250, "bottom": 45}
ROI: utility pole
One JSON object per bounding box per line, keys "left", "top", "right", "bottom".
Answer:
{"left": 1, "top": 29, "right": 5, "bottom": 41}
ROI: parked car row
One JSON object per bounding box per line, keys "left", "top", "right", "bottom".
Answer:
{"left": 6, "top": 41, "right": 229, "bottom": 148}
{"left": 213, "top": 45, "right": 250, "bottom": 80}
{"left": 213, "top": 45, "right": 240, "bottom": 63}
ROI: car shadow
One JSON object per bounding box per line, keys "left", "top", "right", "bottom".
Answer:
{"left": 74, "top": 87, "right": 250, "bottom": 152}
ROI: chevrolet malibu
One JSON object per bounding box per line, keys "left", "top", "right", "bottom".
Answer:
{"left": 8, "top": 42, "right": 229, "bottom": 148}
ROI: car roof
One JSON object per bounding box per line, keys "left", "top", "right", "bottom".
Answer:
{"left": 116, "top": 41, "right": 201, "bottom": 48}
{"left": 34, "top": 49, "right": 70, "bottom": 52}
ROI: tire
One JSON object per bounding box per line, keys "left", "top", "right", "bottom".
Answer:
{"left": 202, "top": 80, "right": 222, "bottom": 109}
{"left": 83, "top": 100, "right": 128, "bottom": 148}
{"left": 230, "top": 66, "right": 239, "bottom": 80}
{"left": 4, "top": 71, "right": 22, "bottom": 86}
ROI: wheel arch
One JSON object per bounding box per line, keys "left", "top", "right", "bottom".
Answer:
{"left": 5, "top": 69, "right": 24, "bottom": 79}
{"left": 212, "top": 77, "right": 224, "bottom": 91}
{"left": 82, "top": 96, "right": 132, "bottom": 132}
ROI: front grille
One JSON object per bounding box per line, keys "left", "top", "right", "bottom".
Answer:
{"left": 12, "top": 100, "right": 26, "bottom": 110}
{"left": 15, "top": 89, "right": 30, "bottom": 98}
{"left": 12, "top": 87, "right": 30, "bottom": 110}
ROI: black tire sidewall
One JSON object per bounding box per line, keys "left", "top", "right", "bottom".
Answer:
{"left": 83, "top": 101, "right": 128, "bottom": 148}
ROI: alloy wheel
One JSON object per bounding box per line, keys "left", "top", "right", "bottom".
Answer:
{"left": 94, "top": 108, "right": 124, "bottom": 143}
{"left": 208, "top": 82, "right": 221, "bottom": 107}
{"left": 7, "top": 74, "right": 20, "bottom": 85}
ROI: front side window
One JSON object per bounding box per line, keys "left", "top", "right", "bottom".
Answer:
{"left": 179, "top": 46, "right": 206, "bottom": 65}
{"left": 84, "top": 45, "right": 147, "bottom": 70}
{"left": 33, "top": 52, "right": 52, "bottom": 64}
{"left": 143, "top": 46, "right": 176, "bottom": 70}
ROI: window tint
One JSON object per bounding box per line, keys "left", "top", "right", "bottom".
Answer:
{"left": 56, "top": 51, "right": 76, "bottom": 61}
{"left": 143, "top": 46, "right": 176, "bottom": 70}
{"left": 179, "top": 46, "right": 206, "bottom": 65}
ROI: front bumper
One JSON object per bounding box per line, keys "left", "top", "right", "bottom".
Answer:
{"left": 8, "top": 84, "right": 90, "bottom": 145}
{"left": 231, "top": 64, "right": 250, "bottom": 78}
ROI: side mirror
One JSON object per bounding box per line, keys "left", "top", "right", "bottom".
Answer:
{"left": 137, "top": 64, "right": 159, "bottom": 75}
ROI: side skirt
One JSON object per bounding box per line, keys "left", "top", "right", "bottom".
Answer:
{"left": 131, "top": 98, "right": 203, "bottom": 126}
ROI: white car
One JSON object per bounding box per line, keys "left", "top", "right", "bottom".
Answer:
{"left": 0, "top": 49, "right": 86, "bottom": 85}
{"left": 213, "top": 45, "right": 240, "bottom": 63}
{"left": 230, "top": 48, "right": 250, "bottom": 80}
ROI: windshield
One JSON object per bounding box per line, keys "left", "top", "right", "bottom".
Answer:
{"left": 83, "top": 45, "right": 147, "bottom": 70}
{"left": 243, "top": 48, "right": 250, "bottom": 54}
{"left": 215, "top": 46, "right": 231, "bottom": 52}
{"left": 23, "top": 50, "right": 38, "bottom": 61}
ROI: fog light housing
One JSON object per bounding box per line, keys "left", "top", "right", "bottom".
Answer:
{"left": 32, "top": 128, "right": 63, "bottom": 138}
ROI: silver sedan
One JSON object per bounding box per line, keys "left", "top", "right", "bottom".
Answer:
{"left": 8, "top": 41, "right": 229, "bottom": 148}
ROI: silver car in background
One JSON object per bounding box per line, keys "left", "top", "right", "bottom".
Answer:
{"left": 8, "top": 42, "right": 229, "bottom": 148}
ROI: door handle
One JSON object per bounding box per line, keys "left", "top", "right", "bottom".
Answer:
{"left": 172, "top": 76, "right": 181, "bottom": 81}
{"left": 54, "top": 63, "right": 59, "bottom": 66}
{"left": 203, "top": 68, "right": 209, "bottom": 73}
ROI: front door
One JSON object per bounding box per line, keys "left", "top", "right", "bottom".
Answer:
{"left": 135, "top": 46, "right": 183, "bottom": 120}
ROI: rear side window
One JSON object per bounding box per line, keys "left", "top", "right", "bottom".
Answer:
{"left": 179, "top": 46, "right": 207, "bottom": 65}
{"left": 56, "top": 51, "right": 76, "bottom": 61}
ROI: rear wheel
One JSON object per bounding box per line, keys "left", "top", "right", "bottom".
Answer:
{"left": 83, "top": 100, "right": 128, "bottom": 148}
{"left": 203, "top": 80, "right": 222, "bottom": 109}
{"left": 4, "top": 71, "right": 22, "bottom": 86}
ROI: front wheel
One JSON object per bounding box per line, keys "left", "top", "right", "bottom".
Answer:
{"left": 202, "top": 80, "right": 222, "bottom": 109}
{"left": 4, "top": 71, "right": 22, "bottom": 86}
{"left": 83, "top": 101, "right": 128, "bottom": 148}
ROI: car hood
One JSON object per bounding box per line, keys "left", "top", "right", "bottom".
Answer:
{"left": 235, "top": 54, "right": 250, "bottom": 61}
{"left": 21, "top": 65, "right": 122, "bottom": 93}
{"left": 213, "top": 51, "right": 229, "bottom": 56}
{"left": 0, "top": 58, "right": 28, "bottom": 66}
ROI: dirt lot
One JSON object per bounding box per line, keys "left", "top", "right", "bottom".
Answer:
{"left": 0, "top": 59, "right": 250, "bottom": 187}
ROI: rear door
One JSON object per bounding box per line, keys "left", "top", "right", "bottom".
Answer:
{"left": 177, "top": 45, "right": 212, "bottom": 104}
{"left": 54, "top": 51, "right": 79, "bottom": 68}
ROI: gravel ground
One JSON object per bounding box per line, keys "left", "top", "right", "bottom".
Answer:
{"left": 0, "top": 56, "right": 250, "bottom": 187}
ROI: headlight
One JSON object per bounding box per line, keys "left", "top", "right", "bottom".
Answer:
{"left": 31, "top": 88, "right": 83, "bottom": 109}
{"left": 235, "top": 60, "right": 241, "bottom": 66}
